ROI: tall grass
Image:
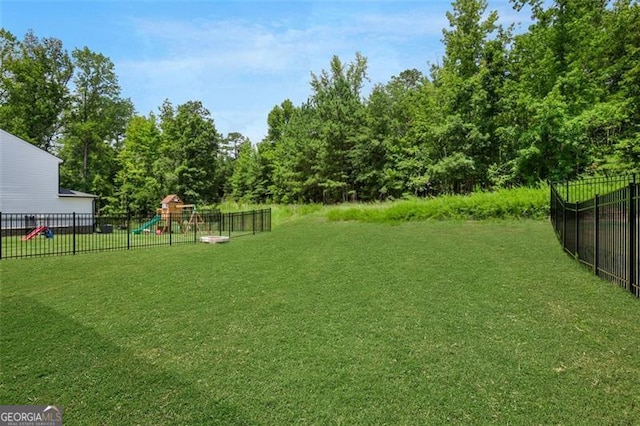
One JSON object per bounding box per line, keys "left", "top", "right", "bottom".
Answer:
{"left": 327, "top": 186, "right": 549, "bottom": 223}
{"left": 210, "top": 186, "right": 549, "bottom": 226}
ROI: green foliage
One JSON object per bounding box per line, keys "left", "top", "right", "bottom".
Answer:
{"left": 112, "top": 115, "right": 163, "bottom": 214}
{"left": 327, "top": 185, "right": 549, "bottom": 223}
{"left": 58, "top": 47, "right": 134, "bottom": 196}
{"left": 229, "top": 140, "right": 258, "bottom": 201}
{"left": 426, "top": 0, "right": 504, "bottom": 188}
{"left": 428, "top": 152, "right": 476, "bottom": 193}
{"left": 265, "top": 54, "right": 370, "bottom": 204}
{"left": 169, "top": 101, "right": 221, "bottom": 204}
{"left": 502, "top": 0, "right": 640, "bottom": 179}
{"left": 0, "top": 30, "right": 73, "bottom": 151}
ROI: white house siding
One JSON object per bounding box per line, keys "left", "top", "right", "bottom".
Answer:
{"left": 58, "top": 195, "right": 95, "bottom": 214}
{"left": 0, "top": 129, "right": 95, "bottom": 219}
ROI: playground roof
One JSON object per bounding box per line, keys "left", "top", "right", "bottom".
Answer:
{"left": 162, "top": 194, "right": 182, "bottom": 204}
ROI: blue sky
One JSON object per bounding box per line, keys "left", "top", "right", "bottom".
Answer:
{"left": 1, "top": 0, "right": 533, "bottom": 142}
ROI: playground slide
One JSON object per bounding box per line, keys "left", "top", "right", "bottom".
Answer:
{"left": 22, "top": 226, "right": 47, "bottom": 241}
{"left": 131, "top": 215, "right": 161, "bottom": 234}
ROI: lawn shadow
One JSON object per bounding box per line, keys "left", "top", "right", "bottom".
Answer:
{"left": 0, "top": 296, "right": 252, "bottom": 425}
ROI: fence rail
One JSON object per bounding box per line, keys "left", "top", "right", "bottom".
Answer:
{"left": 0, "top": 208, "right": 271, "bottom": 260}
{"left": 550, "top": 175, "right": 638, "bottom": 297}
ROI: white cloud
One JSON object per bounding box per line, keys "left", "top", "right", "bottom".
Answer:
{"left": 117, "top": 9, "right": 448, "bottom": 141}
{"left": 115, "top": 1, "right": 532, "bottom": 143}
{"left": 123, "top": 5, "right": 451, "bottom": 74}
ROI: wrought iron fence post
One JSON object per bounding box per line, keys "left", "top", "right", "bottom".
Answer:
{"left": 0, "top": 211, "right": 3, "bottom": 260}
{"left": 169, "top": 212, "right": 173, "bottom": 246}
{"left": 629, "top": 183, "right": 636, "bottom": 293}
{"left": 550, "top": 186, "right": 558, "bottom": 235}
{"left": 562, "top": 199, "right": 567, "bottom": 250}
{"left": 253, "top": 209, "right": 256, "bottom": 235}
{"left": 575, "top": 202, "right": 579, "bottom": 258}
{"left": 594, "top": 194, "right": 599, "bottom": 276}
{"left": 73, "top": 212, "right": 77, "bottom": 255}
{"left": 229, "top": 212, "right": 232, "bottom": 238}
{"left": 127, "top": 209, "right": 131, "bottom": 250}
{"left": 194, "top": 213, "right": 197, "bottom": 244}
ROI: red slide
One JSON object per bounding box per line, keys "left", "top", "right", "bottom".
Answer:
{"left": 22, "top": 226, "right": 47, "bottom": 241}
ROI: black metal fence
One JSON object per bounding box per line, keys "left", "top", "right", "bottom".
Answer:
{"left": 550, "top": 175, "right": 638, "bottom": 297}
{"left": 0, "top": 209, "right": 271, "bottom": 260}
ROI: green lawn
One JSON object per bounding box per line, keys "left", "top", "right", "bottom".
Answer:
{"left": 1, "top": 217, "right": 639, "bottom": 424}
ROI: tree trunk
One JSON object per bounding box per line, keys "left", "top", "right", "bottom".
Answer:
{"left": 83, "top": 139, "right": 90, "bottom": 185}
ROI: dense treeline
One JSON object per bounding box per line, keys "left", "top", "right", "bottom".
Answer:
{"left": 245, "top": 0, "right": 640, "bottom": 203}
{"left": 1, "top": 0, "right": 639, "bottom": 210}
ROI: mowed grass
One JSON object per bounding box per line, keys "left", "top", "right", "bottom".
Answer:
{"left": 1, "top": 217, "right": 639, "bottom": 424}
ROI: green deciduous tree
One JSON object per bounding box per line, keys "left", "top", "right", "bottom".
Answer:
{"left": 58, "top": 47, "right": 133, "bottom": 196}
{"left": 427, "top": 0, "right": 504, "bottom": 191}
{"left": 270, "top": 104, "right": 323, "bottom": 203}
{"left": 155, "top": 100, "right": 222, "bottom": 204}
{"left": 360, "top": 70, "right": 428, "bottom": 199}
{"left": 0, "top": 30, "right": 73, "bottom": 151}
{"left": 113, "top": 114, "right": 163, "bottom": 215}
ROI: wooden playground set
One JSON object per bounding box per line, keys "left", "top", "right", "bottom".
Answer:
{"left": 131, "top": 194, "right": 207, "bottom": 235}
